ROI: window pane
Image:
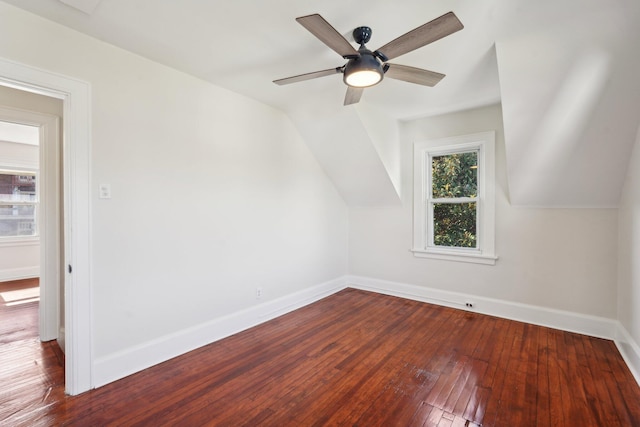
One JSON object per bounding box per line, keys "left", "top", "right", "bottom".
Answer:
{"left": 0, "top": 172, "right": 37, "bottom": 237}
{"left": 0, "top": 204, "right": 36, "bottom": 236}
{"left": 433, "top": 202, "right": 476, "bottom": 248}
{"left": 432, "top": 151, "right": 477, "bottom": 198}
{"left": 0, "top": 172, "right": 36, "bottom": 202}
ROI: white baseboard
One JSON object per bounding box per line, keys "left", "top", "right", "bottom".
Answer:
{"left": 615, "top": 323, "right": 640, "bottom": 386}
{"left": 92, "top": 274, "right": 640, "bottom": 390}
{"left": 0, "top": 266, "right": 39, "bottom": 282}
{"left": 346, "top": 275, "right": 618, "bottom": 340}
{"left": 92, "top": 277, "right": 348, "bottom": 388}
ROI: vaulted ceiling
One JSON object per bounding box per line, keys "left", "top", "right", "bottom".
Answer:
{"left": 4, "top": 0, "right": 639, "bottom": 207}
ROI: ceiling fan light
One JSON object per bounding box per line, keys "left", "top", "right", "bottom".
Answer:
{"left": 343, "top": 51, "right": 384, "bottom": 88}
{"left": 345, "top": 69, "right": 382, "bottom": 87}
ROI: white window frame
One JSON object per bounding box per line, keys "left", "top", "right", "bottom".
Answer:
{"left": 412, "top": 131, "right": 497, "bottom": 265}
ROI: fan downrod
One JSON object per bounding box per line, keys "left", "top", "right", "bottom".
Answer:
{"left": 353, "top": 26, "right": 372, "bottom": 45}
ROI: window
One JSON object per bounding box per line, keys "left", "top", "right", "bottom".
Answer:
{"left": 0, "top": 170, "right": 38, "bottom": 238}
{"left": 413, "top": 131, "right": 497, "bottom": 265}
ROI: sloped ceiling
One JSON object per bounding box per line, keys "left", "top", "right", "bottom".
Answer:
{"left": 495, "top": 1, "right": 640, "bottom": 207}
{"left": 3, "top": 0, "right": 639, "bottom": 207}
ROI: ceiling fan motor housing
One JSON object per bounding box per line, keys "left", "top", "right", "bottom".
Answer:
{"left": 353, "top": 26, "right": 373, "bottom": 45}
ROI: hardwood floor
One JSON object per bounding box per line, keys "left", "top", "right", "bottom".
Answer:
{"left": 1, "top": 285, "right": 640, "bottom": 426}
{"left": 0, "top": 279, "right": 65, "bottom": 427}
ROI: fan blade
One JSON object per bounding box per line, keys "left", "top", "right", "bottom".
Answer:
{"left": 384, "top": 63, "right": 445, "bottom": 87}
{"left": 273, "top": 67, "right": 342, "bottom": 85}
{"left": 375, "top": 12, "right": 463, "bottom": 61}
{"left": 344, "top": 87, "right": 364, "bottom": 105}
{"left": 296, "top": 14, "right": 359, "bottom": 58}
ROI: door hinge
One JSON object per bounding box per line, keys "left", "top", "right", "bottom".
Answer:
{"left": 68, "top": 264, "right": 72, "bottom": 273}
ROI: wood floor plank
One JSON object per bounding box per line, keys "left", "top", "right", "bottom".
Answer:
{"left": 409, "top": 401, "right": 435, "bottom": 427}
{"left": 375, "top": 308, "right": 462, "bottom": 426}
{"left": 452, "top": 314, "right": 495, "bottom": 420}
{"left": 593, "top": 337, "right": 640, "bottom": 426}
{"left": 304, "top": 302, "right": 429, "bottom": 425}
{"left": 462, "top": 316, "right": 502, "bottom": 423}
{"left": 521, "top": 323, "right": 540, "bottom": 425}
{"left": 2, "top": 286, "right": 640, "bottom": 426}
{"left": 576, "top": 335, "right": 613, "bottom": 426}
{"left": 494, "top": 321, "right": 528, "bottom": 426}
{"left": 535, "top": 325, "right": 551, "bottom": 427}
{"left": 477, "top": 319, "right": 519, "bottom": 426}
{"left": 547, "top": 328, "right": 568, "bottom": 426}
{"left": 451, "top": 357, "right": 488, "bottom": 417}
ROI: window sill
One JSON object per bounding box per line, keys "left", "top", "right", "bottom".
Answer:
{"left": 0, "top": 236, "right": 40, "bottom": 248}
{"left": 411, "top": 248, "right": 498, "bottom": 265}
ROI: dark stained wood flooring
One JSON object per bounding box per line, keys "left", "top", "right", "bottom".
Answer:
{"left": 0, "top": 278, "right": 65, "bottom": 427}
{"left": 1, "top": 283, "right": 640, "bottom": 426}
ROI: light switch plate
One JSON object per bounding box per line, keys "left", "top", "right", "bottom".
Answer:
{"left": 99, "top": 184, "right": 111, "bottom": 199}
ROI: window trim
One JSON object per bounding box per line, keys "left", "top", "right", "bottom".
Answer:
{"left": 412, "top": 131, "right": 497, "bottom": 265}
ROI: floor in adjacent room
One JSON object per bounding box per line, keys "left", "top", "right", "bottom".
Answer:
{"left": 0, "top": 278, "right": 65, "bottom": 426}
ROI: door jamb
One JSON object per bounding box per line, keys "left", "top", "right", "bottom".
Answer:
{"left": 0, "top": 57, "right": 92, "bottom": 395}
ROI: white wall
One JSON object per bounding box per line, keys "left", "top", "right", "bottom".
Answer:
{"left": 0, "top": 2, "right": 348, "bottom": 366}
{"left": 355, "top": 103, "right": 402, "bottom": 198}
{"left": 618, "top": 125, "right": 640, "bottom": 347}
{"left": 349, "top": 104, "right": 619, "bottom": 318}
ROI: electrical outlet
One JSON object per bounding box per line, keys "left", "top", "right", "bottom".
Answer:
{"left": 465, "top": 301, "right": 474, "bottom": 308}
{"left": 256, "top": 287, "right": 263, "bottom": 299}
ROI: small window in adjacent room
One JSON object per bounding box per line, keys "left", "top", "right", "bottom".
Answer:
{"left": 0, "top": 170, "right": 38, "bottom": 238}
{"left": 412, "top": 131, "right": 497, "bottom": 265}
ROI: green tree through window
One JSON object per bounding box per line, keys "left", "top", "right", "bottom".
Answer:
{"left": 431, "top": 151, "right": 478, "bottom": 248}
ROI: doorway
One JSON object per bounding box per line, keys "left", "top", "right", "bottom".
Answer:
{"left": 0, "top": 104, "right": 62, "bottom": 348}
{"left": 0, "top": 57, "right": 92, "bottom": 395}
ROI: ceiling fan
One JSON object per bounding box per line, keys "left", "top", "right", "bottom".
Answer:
{"left": 273, "top": 12, "right": 464, "bottom": 105}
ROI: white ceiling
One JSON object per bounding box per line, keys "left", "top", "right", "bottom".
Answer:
{"left": 4, "top": 0, "right": 505, "bottom": 117}
{"left": 4, "top": 0, "right": 640, "bottom": 206}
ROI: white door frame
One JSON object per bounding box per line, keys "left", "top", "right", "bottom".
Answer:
{"left": 0, "top": 106, "right": 60, "bottom": 342}
{"left": 0, "top": 57, "right": 92, "bottom": 395}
